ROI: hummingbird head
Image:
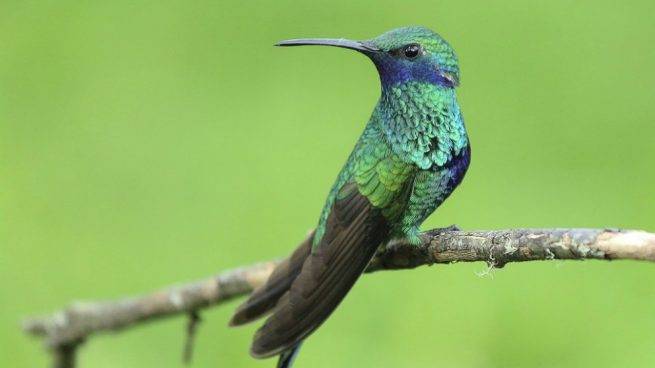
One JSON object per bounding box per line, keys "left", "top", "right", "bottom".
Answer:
{"left": 276, "top": 26, "right": 460, "bottom": 89}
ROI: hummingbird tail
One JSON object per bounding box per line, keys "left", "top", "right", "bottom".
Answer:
{"left": 250, "top": 186, "right": 389, "bottom": 358}
{"left": 229, "top": 231, "right": 314, "bottom": 326}
{"left": 277, "top": 343, "right": 303, "bottom": 368}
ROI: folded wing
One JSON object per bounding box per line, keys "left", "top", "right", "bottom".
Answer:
{"left": 250, "top": 182, "right": 390, "bottom": 358}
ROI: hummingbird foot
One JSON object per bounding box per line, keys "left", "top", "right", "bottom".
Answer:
{"left": 383, "top": 227, "right": 422, "bottom": 249}
{"left": 424, "top": 224, "right": 461, "bottom": 237}
{"left": 405, "top": 227, "right": 423, "bottom": 246}
{"left": 401, "top": 224, "right": 461, "bottom": 246}
{"left": 386, "top": 224, "right": 461, "bottom": 249}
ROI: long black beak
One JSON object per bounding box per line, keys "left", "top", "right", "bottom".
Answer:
{"left": 275, "top": 38, "right": 379, "bottom": 53}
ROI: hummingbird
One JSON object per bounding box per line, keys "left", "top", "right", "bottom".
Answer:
{"left": 229, "top": 26, "right": 471, "bottom": 367}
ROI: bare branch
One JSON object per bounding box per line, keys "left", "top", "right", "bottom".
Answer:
{"left": 23, "top": 228, "right": 655, "bottom": 361}
{"left": 368, "top": 228, "right": 655, "bottom": 270}
{"left": 23, "top": 261, "right": 279, "bottom": 348}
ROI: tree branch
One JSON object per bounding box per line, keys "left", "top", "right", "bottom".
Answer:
{"left": 23, "top": 228, "right": 655, "bottom": 363}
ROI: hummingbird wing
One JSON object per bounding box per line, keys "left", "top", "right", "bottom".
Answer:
{"left": 249, "top": 181, "right": 391, "bottom": 358}
{"left": 229, "top": 231, "right": 314, "bottom": 326}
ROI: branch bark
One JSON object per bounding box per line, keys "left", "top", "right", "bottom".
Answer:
{"left": 23, "top": 228, "right": 655, "bottom": 365}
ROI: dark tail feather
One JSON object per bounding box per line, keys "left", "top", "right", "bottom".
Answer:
{"left": 229, "top": 231, "right": 314, "bottom": 326}
{"left": 277, "top": 343, "right": 303, "bottom": 368}
{"left": 250, "top": 187, "right": 389, "bottom": 358}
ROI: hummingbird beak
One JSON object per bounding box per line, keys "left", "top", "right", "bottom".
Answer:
{"left": 275, "top": 38, "right": 379, "bottom": 53}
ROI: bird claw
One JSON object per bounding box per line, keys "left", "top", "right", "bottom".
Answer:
{"left": 404, "top": 227, "right": 423, "bottom": 246}
{"left": 426, "top": 224, "right": 461, "bottom": 236}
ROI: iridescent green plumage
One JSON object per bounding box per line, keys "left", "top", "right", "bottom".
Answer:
{"left": 315, "top": 79, "right": 469, "bottom": 247}
{"left": 231, "top": 26, "right": 471, "bottom": 367}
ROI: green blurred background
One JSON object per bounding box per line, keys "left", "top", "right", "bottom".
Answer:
{"left": 2, "top": 1, "right": 654, "bottom": 367}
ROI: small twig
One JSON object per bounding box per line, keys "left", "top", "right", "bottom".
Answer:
{"left": 182, "top": 311, "right": 201, "bottom": 364}
{"left": 22, "top": 228, "right": 655, "bottom": 364}
{"left": 22, "top": 261, "right": 279, "bottom": 348}
{"left": 52, "top": 343, "right": 79, "bottom": 368}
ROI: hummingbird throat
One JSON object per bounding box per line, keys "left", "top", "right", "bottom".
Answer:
{"left": 379, "top": 81, "right": 468, "bottom": 170}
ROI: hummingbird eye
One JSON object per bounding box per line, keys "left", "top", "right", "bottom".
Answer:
{"left": 403, "top": 44, "right": 422, "bottom": 59}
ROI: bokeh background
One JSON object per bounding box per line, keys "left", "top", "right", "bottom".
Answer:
{"left": 2, "top": 1, "right": 655, "bottom": 367}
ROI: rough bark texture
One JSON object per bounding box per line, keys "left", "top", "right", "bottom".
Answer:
{"left": 22, "top": 228, "right": 655, "bottom": 367}
{"left": 369, "top": 228, "right": 655, "bottom": 270}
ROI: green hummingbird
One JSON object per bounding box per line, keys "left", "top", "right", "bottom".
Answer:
{"left": 230, "top": 26, "right": 471, "bottom": 367}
